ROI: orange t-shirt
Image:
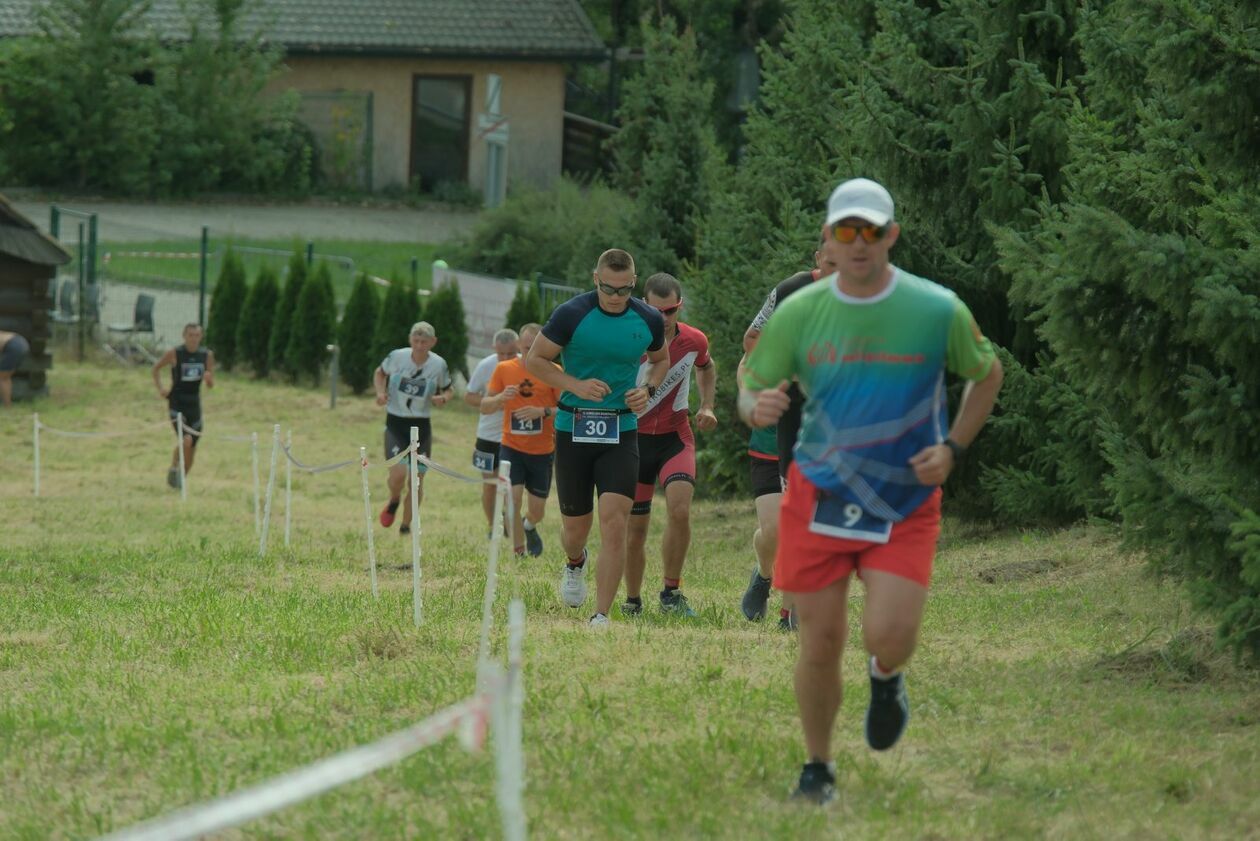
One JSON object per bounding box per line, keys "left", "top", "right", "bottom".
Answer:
{"left": 488, "top": 358, "right": 560, "bottom": 455}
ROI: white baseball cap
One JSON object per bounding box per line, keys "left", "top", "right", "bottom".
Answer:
{"left": 826, "top": 178, "right": 894, "bottom": 227}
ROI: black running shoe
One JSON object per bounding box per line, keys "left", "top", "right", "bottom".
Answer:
{"left": 659, "top": 590, "right": 697, "bottom": 617}
{"left": 525, "top": 525, "right": 544, "bottom": 557}
{"left": 741, "top": 568, "right": 772, "bottom": 621}
{"left": 166, "top": 467, "right": 180, "bottom": 490}
{"left": 620, "top": 598, "right": 643, "bottom": 617}
{"left": 399, "top": 524, "right": 411, "bottom": 536}
{"left": 791, "top": 761, "right": 836, "bottom": 805}
{"left": 777, "top": 610, "right": 798, "bottom": 632}
{"left": 865, "top": 670, "right": 910, "bottom": 751}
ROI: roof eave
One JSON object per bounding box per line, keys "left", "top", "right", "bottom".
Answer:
{"left": 280, "top": 44, "right": 608, "bottom": 62}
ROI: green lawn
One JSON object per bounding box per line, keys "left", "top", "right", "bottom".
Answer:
{"left": 95, "top": 238, "right": 451, "bottom": 302}
{"left": 1, "top": 361, "right": 1257, "bottom": 839}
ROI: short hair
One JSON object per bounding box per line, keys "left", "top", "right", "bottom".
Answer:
{"left": 183, "top": 323, "right": 203, "bottom": 333}
{"left": 643, "top": 272, "right": 682, "bottom": 301}
{"left": 595, "top": 248, "right": 635, "bottom": 274}
{"left": 493, "top": 328, "right": 519, "bottom": 346}
{"left": 409, "top": 321, "right": 435, "bottom": 338}
{"left": 519, "top": 322, "right": 542, "bottom": 335}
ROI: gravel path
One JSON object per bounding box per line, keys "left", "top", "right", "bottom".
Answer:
{"left": 10, "top": 198, "right": 480, "bottom": 244}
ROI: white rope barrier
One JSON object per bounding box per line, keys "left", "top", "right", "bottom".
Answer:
{"left": 359, "top": 447, "right": 379, "bottom": 601}
{"left": 34, "top": 418, "right": 171, "bottom": 439}
{"left": 416, "top": 454, "right": 500, "bottom": 485}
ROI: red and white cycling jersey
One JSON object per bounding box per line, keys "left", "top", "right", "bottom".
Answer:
{"left": 635, "top": 321, "right": 711, "bottom": 435}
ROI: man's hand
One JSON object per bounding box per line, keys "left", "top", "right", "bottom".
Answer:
{"left": 158, "top": 386, "right": 170, "bottom": 399}
{"left": 432, "top": 391, "right": 450, "bottom": 407}
{"left": 909, "top": 444, "right": 955, "bottom": 486}
{"left": 375, "top": 392, "right": 388, "bottom": 407}
{"left": 499, "top": 385, "right": 519, "bottom": 401}
{"left": 571, "top": 378, "right": 610, "bottom": 402}
{"left": 625, "top": 386, "right": 649, "bottom": 415}
{"left": 748, "top": 381, "right": 791, "bottom": 428}
{"left": 513, "top": 405, "right": 546, "bottom": 421}
{"left": 695, "top": 407, "right": 718, "bottom": 432}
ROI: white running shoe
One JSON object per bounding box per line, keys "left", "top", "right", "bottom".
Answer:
{"left": 560, "top": 554, "right": 588, "bottom": 608}
{"left": 589, "top": 612, "right": 610, "bottom": 628}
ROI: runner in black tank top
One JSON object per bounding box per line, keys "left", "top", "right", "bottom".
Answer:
{"left": 152, "top": 324, "right": 216, "bottom": 489}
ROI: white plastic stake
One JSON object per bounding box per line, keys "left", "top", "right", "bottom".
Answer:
{"left": 251, "top": 432, "right": 261, "bottom": 536}
{"left": 284, "top": 429, "right": 293, "bottom": 549}
{"left": 258, "top": 424, "right": 279, "bottom": 558}
{"left": 410, "top": 426, "right": 422, "bottom": 627}
{"left": 477, "top": 459, "right": 512, "bottom": 687}
{"left": 496, "top": 598, "right": 527, "bottom": 841}
{"left": 32, "top": 413, "right": 40, "bottom": 497}
{"left": 359, "top": 447, "right": 379, "bottom": 600}
{"left": 176, "top": 412, "right": 187, "bottom": 503}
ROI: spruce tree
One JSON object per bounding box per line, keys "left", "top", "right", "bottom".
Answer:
{"left": 205, "top": 249, "right": 248, "bottom": 371}
{"left": 503, "top": 282, "right": 542, "bottom": 330}
{"left": 234, "top": 264, "right": 280, "bottom": 377}
{"left": 337, "top": 273, "right": 380, "bottom": 394}
{"left": 269, "top": 250, "right": 306, "bottom": 381}
{"left": 995, "top": 0, "right": 1260, "bottom": 656}
{"left": 372, "top": 276, "right": 423, "bottom": 366}
{"left": 424, "top": 280, "right": 469, "bottom": 380}
{"left": 284, "top": 260, "right": 337, "bottom": 386}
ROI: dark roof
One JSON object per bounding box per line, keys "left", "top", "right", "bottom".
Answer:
{"left": 0, "top": 195, "right": 71, "bottom": 267}
{"left": 0, "top": 0, "right": 606, "bottom": 60}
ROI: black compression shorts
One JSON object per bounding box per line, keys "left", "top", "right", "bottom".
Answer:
{"left": 554, "top": 429, "right": 638, "bottom": 517}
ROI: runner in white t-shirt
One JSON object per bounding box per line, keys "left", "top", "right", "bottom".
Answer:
{"left": 464, "top": 328, "right": 520, "bottom": 537}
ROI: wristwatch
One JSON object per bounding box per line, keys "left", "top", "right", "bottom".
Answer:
{"left": 943, "top": 437, "right": 966, "bottom": 463}
{"left": 646, "top": 384, "right": 658, "bottom": 400}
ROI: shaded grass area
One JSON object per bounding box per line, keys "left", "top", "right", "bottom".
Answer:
{"left": 95, "top": 239, "right": 451, "bottom": 303}
{"left": 1, "top": 362, "right": 1258, "bottom": 839}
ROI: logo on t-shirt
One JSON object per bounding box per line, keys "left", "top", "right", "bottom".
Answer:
{"left": 519, "top": 378, "right": 535, "bottom": 398}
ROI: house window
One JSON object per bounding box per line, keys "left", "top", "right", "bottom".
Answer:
{"left": 411, "top": 75, "right": 471, "bottom": 191}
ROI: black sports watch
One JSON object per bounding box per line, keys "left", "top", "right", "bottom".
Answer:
{"left": 943, "top": 437, "right": 966, "bottom": 463}
{"left": 646, "top": 384, "right": 658, "bottom": 400}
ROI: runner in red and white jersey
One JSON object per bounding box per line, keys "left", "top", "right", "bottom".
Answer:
{"left": 623, "top": 273, "right": 717, "bottom": 617}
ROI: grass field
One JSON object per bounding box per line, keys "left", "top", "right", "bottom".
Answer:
{"left": 96, "top": 238, "right": 449, "bottom": 302}
{"left": 2, "top": 360, "right": 1258, "bottom": 839}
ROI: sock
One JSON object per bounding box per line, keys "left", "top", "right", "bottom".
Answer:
{"left": 663, "top": 577, "right": 681, "bottom": 593}
{"left": 870, "top": 655, "right": 900, "bottom": 680}
{"left": 757, "top": 572, "right": 772, "bottom": 584}
{"left": 625, "top": 596, "right": 642, "bottom": 607}
{"left": 386, "top": 498, "right": 400, "bottom": 514}
{"left": 567, "top": 552, "right": 586, "bottom": 570}
{"left": 514, "top": 544, "right": 525, "bottom": 555}
{"left": 780, "top": 607, "right": 791, "bottom": 620}
{"left": 523, "top": 518, "right": 536, "bottom": 531}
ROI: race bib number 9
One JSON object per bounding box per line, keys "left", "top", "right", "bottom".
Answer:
{"left": 809, "top": 494, "right": 893, "bottom": 544}
{"left": 510, "top": 414, "right": 542, "bottom": 435}
{"left": 572, "top": 409, "right": 619, "bottom": 444}
{"left": 472, "top": 449, "right": 496, "bottom": 472}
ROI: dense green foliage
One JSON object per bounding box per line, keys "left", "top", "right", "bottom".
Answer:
{"left": 234, "top": 264, "right": 280, "bottom": 378}
{"left": 372, "top": 277, "right": 423, "bottom": 366}
{"left": 269, "top": 252, "right": 306, "bottom": 379}
{"left": 424, "top": 281, "right": 470, "bottom": 379}
{"left": 503, "top": 283, "right": 542, "bottom": 330}
{"left": 994, "top": 1, "right": 1260, "bottom": 655}
{"left": 0, "top": 0, "right": 310, "bottom": 195}
{"left": 337, "top": 273, "right": 380, "bottom": 394}
{"left": 204, "top": 250, "right": 247, "bottom": 371}
{"left": 284, "top": 260, "right": 337, "bottom": 386}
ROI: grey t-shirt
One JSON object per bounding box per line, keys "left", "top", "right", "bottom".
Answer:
{"left": 380, "top": 349, "right": 451, "bottom": 418}
{"left": 468, "top": 352, "right": 512, "bottom": 442}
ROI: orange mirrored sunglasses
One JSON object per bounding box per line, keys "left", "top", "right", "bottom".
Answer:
{"left": 830, "top": 222, "right": 889, "bottom": 244}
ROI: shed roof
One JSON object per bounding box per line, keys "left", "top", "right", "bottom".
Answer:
{"left": 0, "top": 0, "right": 606, "bottom": 60}
{"left": 0, "top": 196, "right": 72, "bottom": 267}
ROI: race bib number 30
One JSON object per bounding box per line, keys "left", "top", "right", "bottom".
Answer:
{"left": 510, "top": 414, "right": 542, "bottom": 435}
{"left": 809, "top": 494, "right": 893, "bottom": 544}
{"left": 572, "top": 409, "right": 620, "bottom": 444}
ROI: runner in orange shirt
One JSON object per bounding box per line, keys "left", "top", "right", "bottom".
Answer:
{"left": 481, "top": 323, "right": 561, "bottom": 558}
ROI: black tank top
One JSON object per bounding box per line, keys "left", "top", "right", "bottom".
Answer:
{"left": 170, "top": 346, "right": 208, "bottom": 402}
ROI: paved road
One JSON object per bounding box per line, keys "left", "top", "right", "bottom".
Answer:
{"left": 11, "top": 198, "right": 480, "bottom": 244}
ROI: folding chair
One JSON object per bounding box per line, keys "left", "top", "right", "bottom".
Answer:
{"left": 105, "top": 293, "right": 157, "bottom": 363}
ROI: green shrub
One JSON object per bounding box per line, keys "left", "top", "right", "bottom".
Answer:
{"left": 372, "top": 277, "right": 423, "bottom": 366}
{"left": 205, "top": 250, "right": 247, "bottom": 371}
{"left": 269, "top": 251, "right": 306, "bottom": 379}
{"left": 424, "top": 280, "right": 469, "bottom": 379}
{"left": 284, "top": 260, "right": 337, "bottom": 386}
{"left": 337, "top": 273, "right": 380, "bottom": 394}
{"left": 235, "top": 264, "right": 280, "bottom": 378}
{"left": 503, "top": 283, "right": 542, "bottom": 330}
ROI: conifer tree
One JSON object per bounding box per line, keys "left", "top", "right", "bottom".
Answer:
{"left": 372, "top": 277, "right": 423, "bottom": 366}
{"left": 995, "top": 0, "right": 1260, "bottom": 655}
{"left": 424, "top": 280, "right": 469, "bottom": 379}
{"left": 269, "top": 250, "right": 306, "bottom": 379}
{"left": 503, "top": 282, "right": 542, "bottom": 330}
{"left": 234, "top": 263, "right": 280, "bottom": 377}
{"left": 284, "top": 260, "right": 337, "bottom": 386}
{"left": 205, "top": 249, "right": 248, "bottom": 371}
{"left": 337, "top": 273, "right": 380, "bottom": 394}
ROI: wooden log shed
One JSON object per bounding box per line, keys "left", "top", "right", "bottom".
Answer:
{"left": 0, "top": 195, "right": 70, "bottom": 401}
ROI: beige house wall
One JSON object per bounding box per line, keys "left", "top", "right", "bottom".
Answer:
{"left": 272, "top": 57, "right": 566, "bottom": 194}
